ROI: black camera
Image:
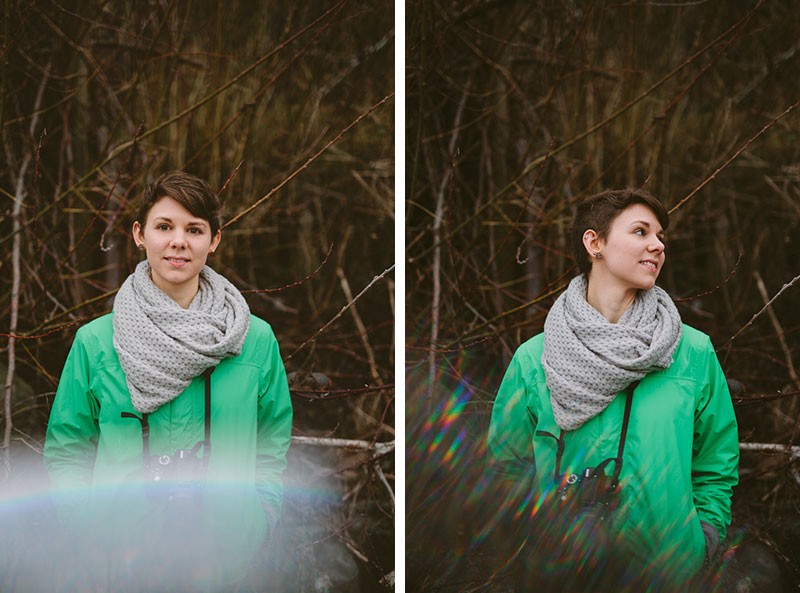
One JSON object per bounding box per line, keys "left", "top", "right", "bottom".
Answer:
{"left": 145, "top": 448, "right": 206, "bottom": 503}
{"left": 556, "top": 464, "right": 620, "bottom": 514}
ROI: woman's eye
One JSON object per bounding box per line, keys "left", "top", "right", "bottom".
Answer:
{"left": 157, "top": 224, "right": 170, "bottom": 231}
{"left": 188, "top": 227, "right": 202, "bottom": 235}
{"left": 634, "top": 228, "right": 645, "bottom": 236}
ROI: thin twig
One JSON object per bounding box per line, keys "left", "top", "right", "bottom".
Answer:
{"left": 733, "top": 391, "right": 800, "bottom": 406}
{"left": 223, "top": 93, "right": 394, "bottom": 229}
{"left": 429, "top": 84, "right": 470, "bottom": 404}
{"left": 217, "top": 159, "right": 244, "bottom": 196}
{"left": 337, "top": 266, "right": 382, "bottom": 385}
{"left": 722, "top": 273, "right": 800, "bottom": 349}
{"left": 670, "top": 97, "right": 800, "bottom": 215}
{"left": 674, "top": 252, "right": 742, "bottom": 302}
{"left": 753, "top": 271, "right": 800, "bottom": 392}
{"left": 374, "top": 461, "right": 395, "bottom": 515}
{"left": 242, "top": 243, "right": 333, "bottom": 294}
{"left": 286, "top": 264, "right": 394, "bottom": 360}
{"left": 3, "top": 154, "right": 31, "bottom": 476}
{"left": 3, "top": 67, "right": 48, "bottom": 474}
{"left": 96, "top": 124, "right": 144, "bottom": 253}
{"left": 290, "top": 384, "right": 394, "bottom": 400}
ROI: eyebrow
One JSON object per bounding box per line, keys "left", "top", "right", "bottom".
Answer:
{"left": 631, "top": 220, "right": 665, "bottom": 234}
{"left": 152, "top": 216, "right": 208, "bottom": 227}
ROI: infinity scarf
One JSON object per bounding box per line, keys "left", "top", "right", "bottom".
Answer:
{"left": 542, "top": 275, "right": 682, "bottom": 431}
{"left": 113, "top": 261, "right": 251, "bottom": 413}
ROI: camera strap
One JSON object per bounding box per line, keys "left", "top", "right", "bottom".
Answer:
{"left": 608, "top": 380, "right": 638, "bottom": 492}
{"left": 540, "top": 380, "right": 638, "bottom": 490}
{"left": 121, "top": 367, "right": 214, "bottom": 469}
{"left": 201, "top": 366, "right": 213, "bottom": 470}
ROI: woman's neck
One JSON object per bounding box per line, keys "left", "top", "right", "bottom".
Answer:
{"left": 152, "top": 276, "right": 199, "bottom": 309}
{"left": 585, "top": 275, "right": 638, "bottom": 324}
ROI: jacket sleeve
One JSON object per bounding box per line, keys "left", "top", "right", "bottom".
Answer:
{"left": 487, "top": 353, "right": 536, "bottom": 482}
{"left": 43, "top": 330, "right": 100, "bottom": 519}
{"left": 691, "top": 337, "right": 740, "bottom": 541}
{"left": 255, "top": 330, "right": 293, "bottom": 535}
{"left": 483, "top": 353, "right": 537, "bottom": 545}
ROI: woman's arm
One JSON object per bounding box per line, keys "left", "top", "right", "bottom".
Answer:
{"left": 487, "top": 354, "right": 537, "bottom": 482}
{"left": 482, "top": 353, "right": 537, "bottom": 547}
{"left": 692, "top": 337, "right": 740, "bottom": 550}
{"left": 43, "top": 330, "right": 101, "bottom": 519}
{"left": 255, "top": 329, "right": 293, "bottom": 536}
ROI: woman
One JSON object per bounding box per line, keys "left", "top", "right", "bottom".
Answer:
{"left": 486, "top": 188, "right": 739, "bottom": 592}
{"left": 44, "top": 170, "right": 293, "bottom": 592}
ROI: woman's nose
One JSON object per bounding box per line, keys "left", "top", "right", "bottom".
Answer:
{"left": 170, "top": 231, "right": 187, "bottom": 247}
{"left": 650, "top": 236, "right": 665, "bottom": 252}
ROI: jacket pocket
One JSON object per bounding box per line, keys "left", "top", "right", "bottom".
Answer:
{"left": 685, "top": 510, "right": 708, "bottom": 574}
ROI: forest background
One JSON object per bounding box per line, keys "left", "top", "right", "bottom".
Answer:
{"left": 407, "top": 1, "right": 800, "bottom": 591}
{"left": 0, "top": 1, "right": 395, "bottom": 591}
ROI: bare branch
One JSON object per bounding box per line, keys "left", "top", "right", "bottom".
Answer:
{"left": 722, "top": 273, "right": 800, "bottom": 350}
{"left": 286, "top": 264, "right": 395, "bottom": 360}
{"left": 223, "top": 93, "right": 394, "bottom": 229}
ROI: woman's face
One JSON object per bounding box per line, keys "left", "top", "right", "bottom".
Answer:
{"left": 592, "top": 203, "right": 666, "bottom": 291}
{"left": 132, "top": 196, "right": 221, "bottom": 304}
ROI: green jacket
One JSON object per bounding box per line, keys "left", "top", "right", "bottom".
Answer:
{"left": 43, "top": 313, "right": 292, "bottom": 587}
{"left": 487, "top": 324, "right": 739, "bottom": 581}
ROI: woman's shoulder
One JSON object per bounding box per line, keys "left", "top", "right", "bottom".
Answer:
{"left": 74, "top": 313, "right": 114, "bottom": 345}
{"left": 518, "top": 332, "right": 545, "bottom": 353}
{"left": 246, "top": 314, "right": 278, "bottom": 340}
{"left": 513, "top": 332, "right": 546, "bottom": 367}
{"left": 67, "top": 314, "right": 119, "bottom": 367}
{"left": 241, "top": 314, "right": 282, "bottom": 354}
{"left": 677, "top": 323, "right": 715, "bottom": 351}
{"left": 671, "top": 323, "right": 718, "bottom": 369}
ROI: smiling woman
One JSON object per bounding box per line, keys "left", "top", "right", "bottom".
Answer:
{"left": 580, "top": 201, "right": 668, "bottom": 323}
{"left": 133, "top": 172, "right": 222, "bottom": 308}
{"left": 42, "top": 171, "right": 293, "bottom": 593}
{"left": 484, "top": 188, "right": 740, "bottom": 592}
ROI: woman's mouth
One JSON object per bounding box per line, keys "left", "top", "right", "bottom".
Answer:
{"left": 640, "top": 260, "right": 658, "bottom": 272}
{"left": 165, "top": 256, "right": 190, "bottom": 268}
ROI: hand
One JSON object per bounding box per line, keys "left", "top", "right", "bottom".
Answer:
{"left": 700, "top": 520, "right": 720, "bottom": 566}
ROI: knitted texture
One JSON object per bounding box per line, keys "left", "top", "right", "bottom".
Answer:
{"left": 542, "top": 275, "right": 682, "bottom": 431}
{"left": 113, "top": 261, "right": 251, "bottom": 413}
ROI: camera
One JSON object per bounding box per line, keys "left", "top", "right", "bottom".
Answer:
{"left": 526, "top": 464, "right": 622, "bottom": 577}
{"left": 145, "top": 448, "right": 206, "bottom": 503}
{"left": 556, "top": 464, "right": 620, "bottom": 515}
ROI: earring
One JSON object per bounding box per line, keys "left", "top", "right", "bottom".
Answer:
{"left": 594, "top": 252, "right": 602, "bottom": 259}
{"left": 137, "top": 244, "right": 145, "bottom": 251}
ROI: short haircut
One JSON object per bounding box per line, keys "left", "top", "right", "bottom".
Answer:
{"left": 571, "top": 188, "right": 669, "bottom": 275}
{"left": 136, "top": 170, "right": 222, "bottom": 235}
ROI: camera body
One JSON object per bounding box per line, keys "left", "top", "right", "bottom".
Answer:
{"left": 556, "top": 465, "right": 620, "bottom": 513}
{"left": 146, "top": 449, "right": 205, "bottom": 503}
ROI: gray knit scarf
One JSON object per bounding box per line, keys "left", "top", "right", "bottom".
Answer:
{"left": 113, "top": 260, "right": 251, "bottom": 413}
{"left": 542, "top": 275, "right": 682, "bottom": 431}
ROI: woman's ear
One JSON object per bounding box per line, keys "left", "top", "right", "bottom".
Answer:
{"left": 582, "top": 229, "right": 602, "bottom": 259}
{"left": 209, "top": 230, "right": 221, "bottom": 254}
{"left": 132, "top": 221, "right": 145, "bottom": 249}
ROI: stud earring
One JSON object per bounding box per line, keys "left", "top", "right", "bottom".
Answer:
{"left": 594, "top": 252, "right": 602, "bottom": 259}
{"left": 137, "top": 244, "right": 145, "bottom": 251}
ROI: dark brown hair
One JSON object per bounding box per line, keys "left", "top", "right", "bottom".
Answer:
{"left": 136, "top": 170, "right": 222, "bottom": 235}
{"left": 571, "top": 188, "right": 669, "bottom": 275}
